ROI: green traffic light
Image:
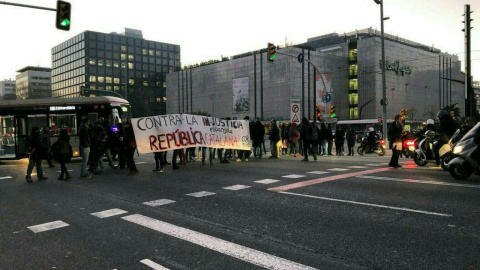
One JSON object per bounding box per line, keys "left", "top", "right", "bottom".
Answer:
{"left": 61, "top": 19, "right": 70, "bottom": 26}
{"left": 331, "top": 114, "right": 336, "bottom": 118}
{"left": 270, "top": 55, "right": 276, "bottom": 60}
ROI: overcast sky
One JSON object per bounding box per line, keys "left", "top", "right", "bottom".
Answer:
{"left": 0, "top": 0, "right": 478, "bottom": 81}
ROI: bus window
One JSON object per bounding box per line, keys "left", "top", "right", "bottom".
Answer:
{"left": 49, "top": 114, "right": 77, "bottom": 136}
{"left": 0, "top": 116, "right": 16, "bottom": 157}
{"left": 88, "top": 113, "right": 98, "bottom": 125}
{"left": 28, "top": 115, "right": 47, "bottom": 133}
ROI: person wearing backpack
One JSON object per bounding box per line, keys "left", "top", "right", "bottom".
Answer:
{"left": 299, "top": 117, "right": 317, "bottom": 161}
{"left": 311, "top": 122, "right": 319, "bottom": 155}
{"left": 52, "top": 129, "right": 73, "bottom": 181}
{"left": 289, "top": 123, "right": 300, "bottom": 157}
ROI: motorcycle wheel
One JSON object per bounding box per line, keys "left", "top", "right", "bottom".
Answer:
{"left": 449, "top": 162, "right": 473, "bottom": 180}
{"left": 378, "top": 147, "right": 386, "bottom": 156}
{"left": 441, "top": 153, "right": 453, "bottom": 171}
{"left": 413, "top": 152, "right": 428, "bottom": 166}
{"left": 357, "top": 147, "right": 366, "bottom": 156}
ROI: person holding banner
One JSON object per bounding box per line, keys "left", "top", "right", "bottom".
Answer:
{"left": 124, "top": 120, "right": 139, "bottom": 175}
{"left": 268, "top": 120, "right": 280, "bottom": 159}
{"left": 237, "top": 116, "right": 252, "bottom": 162}
{"left": 251, "top": 118, "right": 265, "bottom": 158}
{"left": 201, "top": 146, "right": 214, "bottom": 165}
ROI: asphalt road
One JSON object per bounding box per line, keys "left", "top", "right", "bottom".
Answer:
{"left": 1, "top": 151, "right": 480, "bottom": 270}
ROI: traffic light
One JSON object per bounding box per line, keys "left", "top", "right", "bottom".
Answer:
{"left": 316, "top": 106, "right": 321, "bottom": 120}
{"left": 329, "top": 105, "right": 336, "bottom": 118}
{"left": 378, "top": 117, "right": 382, "bottom": 124}
{"left": 400, "top": 108, "right": 408, "bottom": 118}
{"left": 267, "top": 43, "right": 277, "bottom": 63}
{"left": 56, "top": 1, "right": 71, "bottom": 31}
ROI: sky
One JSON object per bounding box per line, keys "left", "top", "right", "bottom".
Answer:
{"left": 0, "top": 0, "right": 478, "bottom": 81}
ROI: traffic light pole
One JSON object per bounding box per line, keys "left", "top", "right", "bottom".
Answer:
{"left": 0, "top": 1, "right": 56, "bottom": 12}
{"left": 379, "top": 0, "right": 388, "bottom": 143}
{"left": 275, "top": 51, "right": 328, "bottom": 123}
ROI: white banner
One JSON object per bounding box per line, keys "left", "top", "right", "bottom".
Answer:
{"left": 315, "top": 73, "right": 332, "bottom": 112}
{"left": 233, "top": 77, "right": 249, "bottom": 113}
{"left": 290, "top": 99, "right": 300, "bottom": 123}
{"left": 132, "top": 114, "right": 252, "bottom": 154}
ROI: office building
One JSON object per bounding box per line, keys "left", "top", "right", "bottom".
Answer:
{"left": 15, "top": 67, "right": 51, "bottom": 100}
{"left": 51, "top": 28, "right": 181, "bottom": 117}
{"left": 0, "top": 79, "right": 16, "bottom": 100}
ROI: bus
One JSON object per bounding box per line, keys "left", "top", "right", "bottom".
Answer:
{"left": 335, "top": 119, "right": 383, "bottom": 141}
{"left": 0, "top": 97, "right": 130, "bottom": 160}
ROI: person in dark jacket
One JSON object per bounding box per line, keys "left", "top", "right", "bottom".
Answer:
{"left": 26, "top": 127, "right": 48, "bottom": 182}
{"left": 334, "top": 126, "right": 345, "bottom": 156}
{"left": 298, "top": 117, "right": 317, "bottom": 161}
{"left": 52, "top": 129, "right": 73, "bottom": 180}
{"left": 251, "top": 118, "right": 265, "bottom": 158}
{"left": 116, "top": 123, "right": 127, "bottom": 171}
{"left": 124, "top": 120, "right": 139, "bottom": 175}
{"left": 41, "top": 126, "right": 55, "bottom": 168}
{"left": 268, "top": 119, "right": 280, "bottom": 159}
{"left": 90, "top": 121, "right": 105, "bottom": 175}
{"left": 346, "top": 127, "right": 357, "bottom": 156}
{"left": 79, "top": 118, "right": 92, "bottom": 178}
{"left": 388, "top": 114, "right": 404, "bottom": 168}
{"left": 434, "top": 110, "right": 457, "bottom": 165}
{"left": 326, "top": 124, "right": 334, "bottom": 155}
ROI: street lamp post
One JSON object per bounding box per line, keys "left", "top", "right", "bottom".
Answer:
{"left": 374, "top": 0, "right": 388, "bottom": 141}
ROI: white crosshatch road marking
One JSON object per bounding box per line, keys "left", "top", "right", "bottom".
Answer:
{"left": 357, "top": 175, "right": 480, "bottom": 189}
{"left": 306, "top": 171, "right": 329, "bottom": 175}
{"left": 223, "top": 185, "right": 251, "bottom": 191}
{"left": 282, "top": 174, "right": 306, "bottom": 179}
{"left": 143, "top": 199, "right": 176, "bottom": 207}
{"left": 57, "top": 170, "right": 73, "bottom": 173}
{"left": 365, "top": 164, "right": 382, "bottom": 166}
{"left": 27, "top": 220, "right": 70, "bottom": 233}
{"left": 347, "top": 166, "right": 368, "bottom": 169}
{"left": 254, "top": 179, "right": 280, "bottom": 184}
{"left": 140, "top": 259, "right": 170, "bottom": 270}
{"left": 186, "top": 191, "right": 216, "bottom": 197}
{"left": 91, "top": 208, "right": 128, "bottom": 218}
{"left": 0, "top": 176, "right": 13, "bottom": 180}
{"left": 328, "top": 168, "right": 350, "bottom": 172}
{"left": 135, "top": 162, "right": 147, "bottom": 165}
{"left": 122, "top": 214, "right": 317, "bottom": 270}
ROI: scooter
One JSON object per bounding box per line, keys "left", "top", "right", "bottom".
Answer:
{"left": 413, "top": 130, "right": 439, "bottom": 166}
{"left": 357, "top": 137, "right": 386, "bottom": 156}
{"left": 448, "top": 123, "right": 480, "bottom": 180}
{"left": 439, "top": 126, "right": 471, "bottom": 171}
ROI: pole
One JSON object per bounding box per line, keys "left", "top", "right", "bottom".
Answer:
{"left": 379, "top": 0, "right": 388, "bottom": 141}
{"left": 313, "top": 68, "right": 317, "bottom": 123}
{"left": 0, "top": 1, "right": 56, "bottom": 11}
{"left": 464, "top": 4, "right": 474, "bottom": 119}
{"left": 125, "top": 68, "right": 128, "bottom": 100}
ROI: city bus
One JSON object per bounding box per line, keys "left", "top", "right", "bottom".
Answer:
{"left": 335, "top": 119, "right": 383, "bottom": 141}
{"left": 0, "top": 97, "right": 130, "bottom": 160}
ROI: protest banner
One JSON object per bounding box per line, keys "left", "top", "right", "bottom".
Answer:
{"left": 131, "top": 114, "right": 252, "bottom": 154}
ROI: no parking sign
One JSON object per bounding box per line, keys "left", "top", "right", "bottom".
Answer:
{"left": 290, "top": 99, "right": 301, "bottom": 123}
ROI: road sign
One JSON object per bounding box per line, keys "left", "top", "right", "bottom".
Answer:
{"left": 290, "top": 99, "right": 301, "bottom": 123}
{"left": 325, "top": 94, "right": 331, "bottom": 103}
{"left": 298, "top": 53, "right": 304, "bottom": 63}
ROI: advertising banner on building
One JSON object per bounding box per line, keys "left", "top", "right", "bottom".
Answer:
{"left": 232, "top": 77, "right": 249, "bottom": 113}
{"left": 132, "top": 114, "right": 251, "bottom": 154}
{"left": 315, "top": 73, "right": 332, "bottom": 112}
{"left": 290, "top": 99, "right": 301, "bottom": 123}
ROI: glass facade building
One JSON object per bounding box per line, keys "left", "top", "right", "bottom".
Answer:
{"left": 51, "top": 29, "right": 180, "bottom": 117}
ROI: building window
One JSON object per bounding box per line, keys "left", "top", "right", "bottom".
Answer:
{"left": 349, "top": 65, "right": 358, "bottom": 76}
{"left": 106, "top": 60, "right": 112, "bottom": 67}
{"left": 114, "top": 86, "right": 120, "bottom": 91}
{"left": 142, "top": 48, "right": 148, "bottom": 55}
{"left": 349, "top": 93, "right": 358, "bottom": 106}
{"left": 121, "top": 45, "right": 126, "bottom": 52}
{"left": 114, "top": 78, "right": 120, "bottom": 84}
{"left": 106, "top": 85, "right": 112, "bottom": 90}
{"left": 128, "top": 63, "right": 134, "bottom": 69}
{"left": 97, "top": 77, "right": 105, "bottom": 83}
{"left": 129, "top": 79, "right": 134, "bottom": 85}
{"left": 98, "top": 59, "right": 104, "bottom": 67}
{"left": 106, "top": 77, "right": 112, "bottom": 83}
{"left": 149, "top": 49, "right": 154, "bottom": 56}
{"left": 121, "top": 54, "right": 126, "bottom": 60}
{"left": 348, "top": 49, "right": 358, "bottom": 61}
{"left": 349, "top": 79, "right": 358, "bottom": 91}
{"left": 89, "top": 76, "right": 96, "bottom": 83}
{"left": 128, "top": 55, "right": 134, "bottom": 61}
{"left": 349, "top": 107, "right": 358, "bottom": 120}
{"left": 89, "top": 58, "right": 96, "bottom": 65}
{"left": 113, "top": 61, "right": 119, "bottom": 68}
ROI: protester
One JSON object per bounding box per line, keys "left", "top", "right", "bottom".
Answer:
{"left": 26, "top": 127, "right": 48, "bottom": 182}
{"left": 289, "top": 122, "right": 300, "bottom": 157}
{"left": 334, "top": 126, "right": 345, "bottom": 156}
{"left": 153, "top": 152, "right": 164, "bottom": 172}
{"left": 105, "top": 124, "right": 118, "bottom": 169}
{"left": 251, "top": 118, "right": 265, "bottom": 158}
{"left": 201, "top": 146, "right": 214, "bottom": 165}
{"left": 326, "top": 124, "right": 334, "bottom": 155}
{"left": 124, "top": 120, "right": 139, "bottom": 175}
{"left": 237, "top": 116, "right": 252, "bottom": 161}
{"left": 172, "top": 149, "right": 181, "bottom": 169}
{"left": 116, "top": 123, "right": 127, "bottom": 171}
{"left": 41, "top": 126, "right": 55, "bottom": 168}
{"left": 79, "top": 118, "right": 92, "bottom": 178}
{"left": 299, "top": 117, "right": 317, "bottom": 161}
{"left": 388, "top": 114, "right": 404, "bottom": 168}
{"left": 346, "top": 127, "right": 357, "bottom": 156}
{"left": 320, "top": 122, "right": 328, "bottom": 156}
{"left": 90, "top": 121, "right": 105, "bottom": 175}
{"left": 268, "top": 119, "right": 280, "bottom": 159}
{"left": 52, "top": 129, "right": 73, "bottom": 180}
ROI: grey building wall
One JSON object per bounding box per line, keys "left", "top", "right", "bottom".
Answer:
{"left": 166, "top": 47, "right": 347, "bottom": 121}
{"left": 15, "top": 69, "right": 51, "bottom": 100}
{"left": 0, "top": 80, "right": 16, "bottom": 99}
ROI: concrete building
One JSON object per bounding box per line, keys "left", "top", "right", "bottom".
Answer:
{"left": 15, "top": 67, "right": 51, "bottom": 100}
{"left": 51, "top": 28, "right": 181, "bottom": 117}
{"left": 0, "top": 79, "right": 16, "bottom": 100}
{"left": 167, "top": 28, "right": 465, "bottom": 122}
{"left": 474, "top": 81, "right": 480, "bottom": 111}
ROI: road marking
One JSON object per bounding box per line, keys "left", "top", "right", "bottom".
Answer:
{"left": 380, "top": 163, "right": 389, "bottom": 165}
{"left": 223, "top": 185, "right": 251, "bottom": 191}
{"left": 56, "top": 170, "right": 74, "bottom": 173}
{"left": 122, "top": 214, "right": 317, "bottom": 270}
{"left": 282, "top": 174, "right": 306, "bottom": 179}
{"left": 269, "top": 168, "right": 390, "bottom": 192}
{"left": 143, "top": 199, "right": 176, "bottom": 207}
{"left": 347, "top": 166, "right": 368, "bottom": 169}
{"left": 27, "top": 220, "right": 70, "bottom": 233}
{"left": 0, "top": 176, "right": 13, "bottom": 180}
{"left": 186, "top": 191, "right": 216, "bottom": 198}
{"left": 254, "top": 179, "right": 280, "bottom": 184}
{"left": 365, "top": 164, "right": 383, "bottom": 166}
{"left": 279, "top": 191, "right": 452, "bottom": 217}
{"left": 328, "top": 168, "right": 350, "bottom": 172}
{"left": 356, "top": 175, "right": 480, "bottom": 189}
{"left": 140, "top": 259, "right": 170, "bottom": 270}
{"left": 135, "top": 162, "right": 147, "bottom": 165}
{"left": 91, "top": 208, "right": 128, "bottom": 218}
{"left": 306, "top": 171, "right": 329, "bottom": 175}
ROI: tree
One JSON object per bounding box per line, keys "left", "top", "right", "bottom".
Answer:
{"left": 407, "top": 108, "right": 417, "bottom": 121}
{"left": 443, "top": 103, "right": 461, "bottom": 118}
{"left": 423, "top": 107, "right": 437, "bottom": 120}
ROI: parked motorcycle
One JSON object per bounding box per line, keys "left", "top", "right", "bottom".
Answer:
{"left": 357, "top": 137, "right": 386, "bottom": 156}
{"left": 439, "top": 126, "right": 471, "bottom": 171}
{"left": 413, "top": 130, "right": 439, "bottom": 166}
{"left": 448, "top": 123, "right": 480, "bottom": 180}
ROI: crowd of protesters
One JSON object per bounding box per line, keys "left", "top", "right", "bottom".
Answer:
{"left": 25, "top": 115, "right": 366, "bottom": 182}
